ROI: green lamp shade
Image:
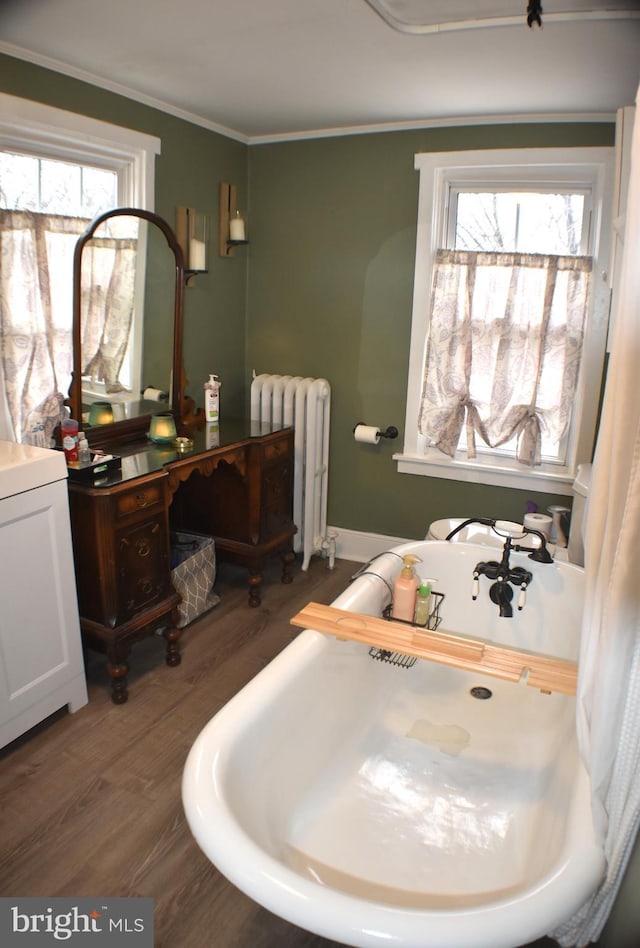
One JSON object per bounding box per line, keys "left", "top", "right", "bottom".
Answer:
{"left": 149, "top": 413, "right": 177, "bottom": 443}
{"left": 88, "top": 401, "right": 114, "bottom": 426}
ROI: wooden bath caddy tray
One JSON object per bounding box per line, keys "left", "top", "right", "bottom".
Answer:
{"left": 290, "top": 602, "right": 578, "bottom": 696}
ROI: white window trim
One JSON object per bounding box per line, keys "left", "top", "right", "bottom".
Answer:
{"left": 395, "top": 147, "right": 614, "bottom": 495}
{"left": 0, "top": 92, "right": 160, "bottom": 208}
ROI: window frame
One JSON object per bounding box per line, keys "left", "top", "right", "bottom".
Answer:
{"left": 0, "top": 93, "right": 160, "bottom": 209}
{"left": 395, "top": 147, "right": 615, "bottom": 495}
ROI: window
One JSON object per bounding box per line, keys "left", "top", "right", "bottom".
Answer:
{"left": 396, "top": 148, "right": 614, "bottom": 494}
{"left": 452, "top": 191, "right": 588, "bottom": 255}
{"left": 0, "top": 152, "right": 118, "bottom": 217}
{"left": 0, "top": 94, "right": 160, "bottom": 442}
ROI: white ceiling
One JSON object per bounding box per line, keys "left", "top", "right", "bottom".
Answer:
{"left": 1, "top": 0, "right": 639, "bottom": 143}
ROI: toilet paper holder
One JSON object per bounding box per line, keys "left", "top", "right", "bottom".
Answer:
{"left": 353, "top": 422, "right": 398, "bottom": 441}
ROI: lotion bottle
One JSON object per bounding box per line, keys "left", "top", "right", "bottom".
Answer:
{"left": 391, "top": 554, "right": 421, "bottom": 622}
{"left": 204, "top": 374, "right": 221, "bottom": 423}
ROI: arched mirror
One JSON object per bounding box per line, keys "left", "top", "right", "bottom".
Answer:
{"left": 70, "top": 207, "right": 185, "bottom": 446}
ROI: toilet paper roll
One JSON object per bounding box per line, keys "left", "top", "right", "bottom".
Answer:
{"left": 143, "top": 387, "right": 169, "bottom": 402}
{"left": 523, "top": 512, "right": 553, "bottom": 539}
{"left": 354, "top": 424, "right": 381, "bottom": 445}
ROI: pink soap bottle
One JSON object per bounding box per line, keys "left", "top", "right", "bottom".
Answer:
{"left": 391, "top": 554, "right": 421, "bottom": 622}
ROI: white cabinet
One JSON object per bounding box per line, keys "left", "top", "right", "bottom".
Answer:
{"left": 0, "top": 443, "right": 87, "bottom": 748}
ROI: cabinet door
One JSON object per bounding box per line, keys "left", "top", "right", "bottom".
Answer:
{"left": 0, "top": 479, "right": 86, "bottom": 744}
{"left": 115, "top": 513, "right": 171, "bottom": 623}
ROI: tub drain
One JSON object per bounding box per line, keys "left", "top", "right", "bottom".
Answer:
{"left": 470, "top": 686, "right": 493, "bottom": 700}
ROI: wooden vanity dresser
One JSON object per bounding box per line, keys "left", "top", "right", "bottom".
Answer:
{"left": 68, "top": 419, "right": 295, "bottom": 704}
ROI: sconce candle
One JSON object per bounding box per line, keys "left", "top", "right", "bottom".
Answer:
{"left": 229, "top": 210, "right": 246, "bottom": 242}
{"left": 189, "top": 238, "right": 207, "bottom": 271}
{"left": 176, "top": 206, "right": 208, "bottom": 273}
{"left": 218, "top": 183, "right": 249, "bottom": 256}
{"left": 149, "top": 412, "right": 177, "bottom": 443}
{"left": 88, "top": 401, "right": 114, "bottom": 426}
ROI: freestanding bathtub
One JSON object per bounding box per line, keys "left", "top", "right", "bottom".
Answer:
{"left": 182, "top": 540, "right": 605, "bottom": 948}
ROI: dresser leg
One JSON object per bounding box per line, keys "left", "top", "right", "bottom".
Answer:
{"left": 107, "top": 661, "right": 129, "bottom": 704}
{"left": 248, "top": 573, "right": 263, "bottom": 607}
{"left": 163, "top": 626, "right": 182, "bottom": 666}
{"left": 281, "top": 549, "right": 295, "bottom": 584}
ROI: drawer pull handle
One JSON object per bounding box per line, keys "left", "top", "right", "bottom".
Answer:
{"left": 136, "top": 540, "right": 151, "bottom": 558}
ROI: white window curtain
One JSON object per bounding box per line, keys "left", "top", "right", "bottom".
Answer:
{"left": 418, "top": 249, "right": 593, "bottom": 466}
{"left": 0, "top": 210, "right": 136, "bottom": 441}
{"left": 79, "top": 232, "right": 137, "bottom": 393}
{"left": 0, "top": 209, "right": 86, "bottom": 441}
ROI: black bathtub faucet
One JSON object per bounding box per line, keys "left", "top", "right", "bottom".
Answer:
{"left": 443, "top": 518, "right": 553, "bottom": 617}
{"left": 472, "top": 536, "right": 533, "bottom": 617}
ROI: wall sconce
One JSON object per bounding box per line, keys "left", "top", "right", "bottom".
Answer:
{"left": 149, "top": 412, "right": 178, "bottom": 443}
{"left": 175, "top": 207, "right": 209, "bottom": 284}
{"left": 219, "top": 182, "right": 249, "bottom": 257}
{"left": 88, "top": 400, "right": 114, "bottom": 426}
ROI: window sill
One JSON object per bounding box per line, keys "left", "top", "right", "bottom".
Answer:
{"left": 394, "top": 450, "right": 575, "bottom": 495}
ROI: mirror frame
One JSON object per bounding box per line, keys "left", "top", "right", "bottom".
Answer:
{"left": 70, "top": 207, "right": 185, "bottom": 448}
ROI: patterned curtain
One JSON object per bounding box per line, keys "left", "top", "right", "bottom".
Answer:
{"left": 79, "top": 231, "right": 137, "bottom": 392}
{"left": 0, "top": 210, "right": 87, "bottom": 441}
{"left": 0, "top": 210, "right": 136, "bottom": 441}
{"left": 418, "top": 249, "right": 593, "bottom": 466}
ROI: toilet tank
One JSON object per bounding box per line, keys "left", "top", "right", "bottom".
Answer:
{"left": 568, "top": 463, "right": 592, "bottom": 567}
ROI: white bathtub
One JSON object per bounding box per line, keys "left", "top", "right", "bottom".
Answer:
{"left": 183, "top": 540, "right": 604, "bottom": 948}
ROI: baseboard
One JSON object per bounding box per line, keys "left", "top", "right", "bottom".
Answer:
{"left": 327, "top": 526, "right": 413, "bottom": 563}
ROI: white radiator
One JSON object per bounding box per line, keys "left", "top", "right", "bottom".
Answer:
{"left": 250, "top": 374, "right": 331, "bottom": 571}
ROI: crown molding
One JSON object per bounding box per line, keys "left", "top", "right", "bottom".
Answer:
{"left": 0, "top": 41, "right": 616, "bottom": 148}
{"left": 247, "top": 111, "right": 615, "bottom": 145}
{"left": 0, "top": 42, "right": 250, "bottom": 144}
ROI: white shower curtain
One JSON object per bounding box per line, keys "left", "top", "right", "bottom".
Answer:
{"left": 551, "top": 90, "right": 640, "bottom": 946}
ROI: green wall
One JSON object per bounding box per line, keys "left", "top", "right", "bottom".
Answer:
{"left": 1, "top": 52, "right": 615, "bottom": 540}
{"left": 247, "top": 123, "right": 614, "bottom": 538}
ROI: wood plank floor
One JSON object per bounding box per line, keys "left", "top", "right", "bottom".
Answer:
{"left": 0, "top": 555, "right": 560, "bottom": 948}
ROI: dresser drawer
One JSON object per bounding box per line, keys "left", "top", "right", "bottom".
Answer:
{"left": 115, "top": 514, "right": 171, "bottom": 621}
{"left": 115, "top": 483, "right": 164, "bottom": 518}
